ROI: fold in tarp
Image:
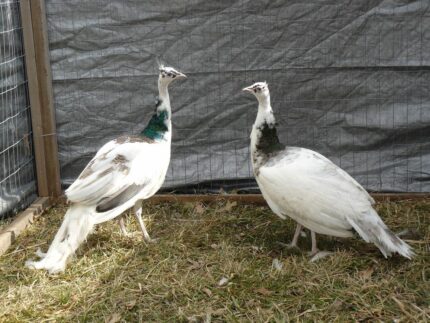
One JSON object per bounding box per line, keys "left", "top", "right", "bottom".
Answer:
{"left": 46, "top": 0, "right": 430, "bottom": 192}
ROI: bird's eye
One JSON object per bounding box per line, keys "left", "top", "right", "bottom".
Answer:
{"left": 167, "top": 73, "right": 172, "bottom": 77}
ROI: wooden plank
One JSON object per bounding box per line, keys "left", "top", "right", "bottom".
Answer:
{"left": 30, "top": 0, "right": 62, "bottom": 197}
{"left": 20, "top": 0, "right": 62, "bottom": 197}
{"left": 147, "top": 193, "right": 430, "bottom": 205}
{"left": 0, "top": 198, "right": 51, "bottom": 256}
{"left": 19, "top": 0, "right": 48, "bottom": 196}
{"left": 56, "top": 193, "right": 429, "bottom": 206}
{"left": 148, "top": 194, "right": 266, "bottom": 205}
{"left": 56, "top": 193, "right": 429, "bottom": 205}
{"left": 372, "top": 193, "right": 430, "bottom": 202}
{"left": 26, "top": 197, "right": 51, "bottom": 214}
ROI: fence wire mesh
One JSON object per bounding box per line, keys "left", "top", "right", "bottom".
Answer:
{"left": 45, "top": 0, "right": 429, "bottom": 193}
{"left": 0, "top": 0, "right": 37, "bottom": 219}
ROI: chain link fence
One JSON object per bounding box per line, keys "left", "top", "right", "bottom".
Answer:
{"left": 0, "top": 0, "right": 37, "bottom": 219}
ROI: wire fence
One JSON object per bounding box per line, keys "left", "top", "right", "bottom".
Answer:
{"left": 46, "top": 0, "right": 429, "bottom": 193}
{"left": 0, "top": 0, "right": 428, "bottom": 221}
{"left": 0, "top": 0, "right": 37, "bottom": 219}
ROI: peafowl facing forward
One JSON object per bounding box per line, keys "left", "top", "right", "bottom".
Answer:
{"left": 243, "top": 82, "right": 414, "bottom": 261}
{"left": 26, "top": 66, "right": 186, "bottom": 273}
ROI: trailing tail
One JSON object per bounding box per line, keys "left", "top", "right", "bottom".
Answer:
{"left": 26, "top": 205, "right": 95, "bottom": 274}
{"left": 347, "top": 209, "right": 414, "bottom": 259}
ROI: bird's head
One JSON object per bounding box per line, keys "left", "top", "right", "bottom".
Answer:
{"left": 242, "top": 82, "right": 270, "bottom": 103}
{"left": 158, "top": 65, "right": 187, "bottom": 86}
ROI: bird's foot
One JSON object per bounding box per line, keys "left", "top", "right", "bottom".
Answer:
{"left": 143, "top": 237, "right": 159, "bottom": 244}
{"left": 120, "top": 231, "right": 131, "bottom": 237}
{"left": 308, "top": 250, "right": 333, "bottom": 262}
{"left": 286, "top": 242, "right": 300, "bottom": 250}
{"left": 396, "top": 228, "right": 420, "bottom": 240}
{"left": 278, "top": 241, "right": 300, "bottom": 250}
{"left": 120, "top": 231, "right": 142, "bottom": 239}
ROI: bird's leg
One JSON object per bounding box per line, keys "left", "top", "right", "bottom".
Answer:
{"left": 309, "top": 231, "right": 333, "bottom": 262}
{"left": 311, "top": 231, "right": 319, "bottom": 255}
{"left": 278, "top": 223, "right": 303, "bottom": 249}
{"left": 278, "top": 223, "right": 302, "bottom": 249}
{"left": 133, "top": 202, "right": 157, "bottom": 243}
{"left": 118, "top": 216, "right": 129, "bottom": 236}
{"left": 286, "top": 224, "right": 302, "bottom": 249}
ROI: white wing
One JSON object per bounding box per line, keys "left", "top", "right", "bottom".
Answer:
{"left": 258, "top": 147, "right": 413, "bottom": 258}
{"left": 257, "top": 147, "right": 374, "bottom": 237}
{"left": 66, "top": 136, "right": 168, "bottom": 212}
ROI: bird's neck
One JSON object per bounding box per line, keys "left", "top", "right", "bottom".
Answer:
{"left": 157, "top": 80, "right": 171, "bottom": 109}
{"left": 140, "top": 82, "right": 171, "bottom": 141}
{"left": 256, "top": 94, "right": 271, "bottom": 109}
{"left": 251, "top": 98, "right": 284, "bottom": 157}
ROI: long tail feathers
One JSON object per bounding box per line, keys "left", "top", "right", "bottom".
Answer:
{"left": 26, "top": 205, "right": 94, "bottom": 274}
{"left": 348, "top": 210, "right": 414, "bottom": 259}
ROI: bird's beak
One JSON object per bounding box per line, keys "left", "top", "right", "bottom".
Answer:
{"left": 242, "top": 85, "right": 253, "bottom": 93}
{"left": 176, "top": 72, "right": 187, "bottom": 79}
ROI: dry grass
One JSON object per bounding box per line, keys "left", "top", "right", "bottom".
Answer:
{"left": 0, "top": 199, "right": 429, "bottom": 322}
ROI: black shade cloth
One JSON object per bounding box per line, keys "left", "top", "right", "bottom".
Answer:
{"left": 46, "top": 0, "right": 430, "bottom": 193}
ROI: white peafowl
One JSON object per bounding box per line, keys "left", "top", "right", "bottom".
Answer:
{"left": 26, "top": 65, "right": 186, "bottom": 273}
{"left": 243, "top": 82, "right": 414, "bottom": 261}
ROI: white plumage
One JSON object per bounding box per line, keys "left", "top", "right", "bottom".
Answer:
{"left": 243, "top": 82, "right": 414, "bottom": 260}
{"left": 26, "top": 66, "right": 186, "bottom": 273}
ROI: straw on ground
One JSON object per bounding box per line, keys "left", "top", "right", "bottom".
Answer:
{"left": 0, "top": 199, "right": 429, "bottom": 322}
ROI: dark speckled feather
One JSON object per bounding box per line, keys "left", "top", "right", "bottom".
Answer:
{"left": 96, "top": 183, "right": 145, "bottom": 212}
{"left": 256, "top": 121, "right": 285, "bottom": 155}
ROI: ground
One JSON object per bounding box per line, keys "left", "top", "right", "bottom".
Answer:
{"left": 0, "top": 199, "right": 429, "bottom": 322}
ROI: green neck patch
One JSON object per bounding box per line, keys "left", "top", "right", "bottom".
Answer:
{"left": 140, "top": 109, "right": 169, "bottom": 140}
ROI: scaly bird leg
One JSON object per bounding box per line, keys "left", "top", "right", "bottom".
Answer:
{"left": 309, "top": 231, "right": 333, "bottom": 262}
{"left": 311, "top": 231, "right": 318, "bottom": 255}
{"left": 287, "top": 223, "right": 303, "bottom": 249}
{"left": 118, "top": 216, "right": 129, "bottom": 236}
{"left": 278, "top": 223, "right": 302, "bottom": 249}
{"left": 133, "top": 202, "right": 157, "bottom": 243}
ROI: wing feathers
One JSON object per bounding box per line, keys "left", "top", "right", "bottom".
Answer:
{"left": 96, "top": 183, "right": 145, "bottom": 213}
{"left": 66, "top": 139, "right": 155, "bottom": 205}
{"left": 258, "top": 147, "right": 413, "bottom": 258}
{"left": 65, "top": 137, "right": 169, "bottom": 218}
